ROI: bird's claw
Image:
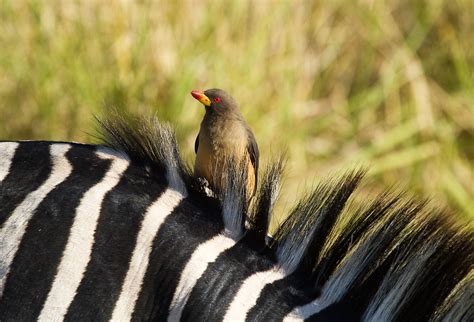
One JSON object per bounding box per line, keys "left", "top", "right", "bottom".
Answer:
{"left": 197, "top": 177, "right": 216, "bottom": 198}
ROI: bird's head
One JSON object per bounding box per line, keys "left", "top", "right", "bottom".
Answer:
{"left": 191, "top": 88, "right": 239, "bottom": 114}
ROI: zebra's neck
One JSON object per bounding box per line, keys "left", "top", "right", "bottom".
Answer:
{"left": 0, "top": 142, "right": 309, "bottom": 321}
{"left": 1, "top": 114, "right": 472, "bottom": 322}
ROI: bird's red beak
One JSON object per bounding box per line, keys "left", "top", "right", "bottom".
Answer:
{"left": 191, "top": 90, "right": 211, "bottom": 107}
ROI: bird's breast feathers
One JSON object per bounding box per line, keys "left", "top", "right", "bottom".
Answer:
{"left": 204, "top": 118, "right": 248, "bottom": 151}
{"left": 194, "top": 120, "right": 248, "bottom": 178}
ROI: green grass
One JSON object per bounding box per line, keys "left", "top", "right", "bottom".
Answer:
{"left": 1, "top": 0, "right": 473, "bottom": 219}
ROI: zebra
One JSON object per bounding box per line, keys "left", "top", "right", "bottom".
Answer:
{"left": 0, "top": 113, "right": 472, "bottom": 321}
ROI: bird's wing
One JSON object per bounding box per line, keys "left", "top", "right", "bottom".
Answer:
{"left": 246, "top": 127, "right": 259, "bottom": 184}
{"left": 194, "top": 133, "right": 199, "bottom": 154}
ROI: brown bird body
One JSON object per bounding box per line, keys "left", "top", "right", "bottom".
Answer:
{"left": 191, "top": 88, "right": 259, "bottom": 203}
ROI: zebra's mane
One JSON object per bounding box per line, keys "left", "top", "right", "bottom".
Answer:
{"left": 96, "top": 113, "right": 473, "bottom": 320}
{"left": 95, "top": 113, "right": 193, "bottom": 193}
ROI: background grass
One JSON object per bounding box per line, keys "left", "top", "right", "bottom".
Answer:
{"left": 0, "top": 0, "right": 473, "bottom": 219}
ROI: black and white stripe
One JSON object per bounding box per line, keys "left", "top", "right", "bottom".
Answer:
{"left": 39, "top": 148, "right": 130, "bottom": 321}
{"left": 0, "top": 142, "right": 18, "bottom": 183}
{"left": 1, "top": 144, "right": 72, "bottom": 298}
{"left": 0, "top": 114, "right": 472, "bottom": 322}
{"left": 1, "top": 143, "right": 112, "bottom": 319}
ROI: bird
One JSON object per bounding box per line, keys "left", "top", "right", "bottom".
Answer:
{"left": 191, "top": 88, "right": 259, "bottom": 204}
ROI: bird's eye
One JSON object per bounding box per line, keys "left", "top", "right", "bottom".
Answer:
{"left": 213, "top": 97, "right": 221, "bottom": 103}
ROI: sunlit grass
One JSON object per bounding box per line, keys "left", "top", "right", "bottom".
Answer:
{"left": 0, "top": 0, "right": 472, "bottom": 219}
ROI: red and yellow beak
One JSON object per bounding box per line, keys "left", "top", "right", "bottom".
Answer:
{"left": 191, "top": 90, "right": 211, "bottom": 107}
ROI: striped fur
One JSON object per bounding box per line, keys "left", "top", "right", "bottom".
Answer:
{"left": 0, "top": 114, "right": 472, "bottom": 321}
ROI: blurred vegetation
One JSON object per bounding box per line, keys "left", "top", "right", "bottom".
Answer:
{"left": 0, "top": 0, "right": 473, "bottom": 219}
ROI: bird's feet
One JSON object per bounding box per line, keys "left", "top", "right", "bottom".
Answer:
{"left": 196, "top": 177, "right": 216, "bottom": 198}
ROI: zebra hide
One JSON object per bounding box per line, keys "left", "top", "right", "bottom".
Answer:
{"left": 0, "top": 113, "right": 472, "bottom": 321}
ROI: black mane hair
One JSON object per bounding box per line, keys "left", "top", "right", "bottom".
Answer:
{"left": 94, "top": 112, "right": 193, "bottom": 194}
{"left": 95, "top": 112, "right": 473, "bottom": 321}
